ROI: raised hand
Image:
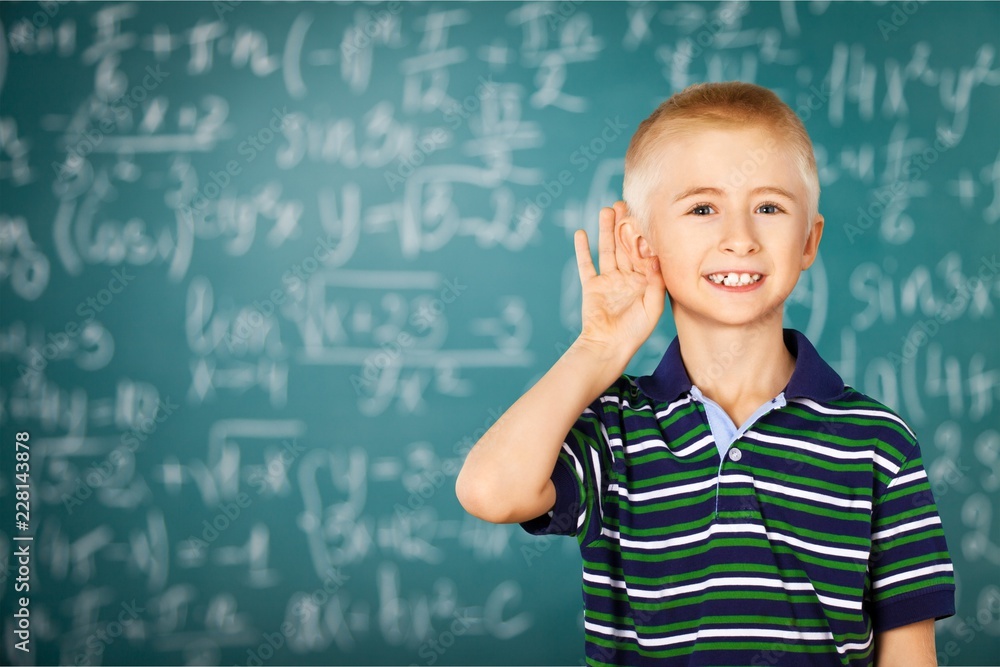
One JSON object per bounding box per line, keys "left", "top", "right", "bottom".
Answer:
{"left": 574, "top": 201, "right": 666, "bottom": 358}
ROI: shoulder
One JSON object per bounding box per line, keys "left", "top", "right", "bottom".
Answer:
{"left": 799, "top": 385, "right": 920, "bottom": 472}
{"left": 582, "top": 373, "right": 691, "bottom": 433}
{"left": 592, "top": 373, "right": 650, "bottom": 411}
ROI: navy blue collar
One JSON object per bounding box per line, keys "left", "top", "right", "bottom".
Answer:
{"left": 635, "top": 328, "right": 846, "bottom": 403}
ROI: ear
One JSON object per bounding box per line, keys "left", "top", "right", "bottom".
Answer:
{"left": 617, "top": 215, "right": 656, "bottom": 267}
{"left": 801, "top": 213, "right": 824, "bottom": 269}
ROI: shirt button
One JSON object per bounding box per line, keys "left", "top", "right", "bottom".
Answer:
{"left": 728, "top": 448, "right": 743, "bottom": 462}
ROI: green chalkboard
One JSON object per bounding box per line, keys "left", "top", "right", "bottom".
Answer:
{"left": 1, "top": 1, "right": 998, "bottom": 665}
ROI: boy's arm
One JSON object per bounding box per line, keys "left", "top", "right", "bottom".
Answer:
{"left": 456, "top": 202, "right": 664, "bottom": 525}
{"left": 873, "top": 619, "right": 936, "bottom": 667}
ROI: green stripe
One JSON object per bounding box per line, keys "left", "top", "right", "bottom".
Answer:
{"left": 875, "top": 576, "right": 954, "bottom": 599}
{"left": 750, "top": 442, "right": 872, "bottom": 475}
{"left": 585, "top": 634, "right": 843, "bottom": 659}
{"left": 873, "top": 503, "right": 937, "bottom": 530}
{"left": 752, "top": 490, "right": 869, "bottom": 523}
{"left": 761, "top": 516, "right": 869, "bottom": 548}
{"left": 750, "top": 464, "right": 872, "bottom": 498}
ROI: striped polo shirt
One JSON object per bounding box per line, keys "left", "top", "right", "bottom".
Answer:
{"left": 521, "top": 329, "right": 955, "bottom": 666}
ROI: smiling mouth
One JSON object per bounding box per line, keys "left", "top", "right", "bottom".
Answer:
{"left": 706, "top": 272, "right": 762, "bottom": 287}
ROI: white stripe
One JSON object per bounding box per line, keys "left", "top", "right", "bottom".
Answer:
{"left": 581, "top": 570, "right": 861, "bottom": 610}
{"left": 618, "top": 476, "right": 717, "bottom": 502}
{"left": 584, "top": 620, "right": 836, "bottom": 648}
{"left": 768, "top": 529, "right": 869, "bottom": 561}
{"left": 560, "top": 442, "right": 587, "bottom": 533}
{"left": 625, "top": 433, "right": 713, "bottom": 457}
{"left": 615, "top": 520, "right": 756, "bottom": 551}
{"left": 593, "top": 420, "right": 609, "bottom": 523}
{"left": 719, "top": 473, "right": 754, "bottom": 485}
{"left": 744, "top": 430, "right": 874, "bottom": 461}
{"left": 873, "top": 453, "right": 900, "bottom": 476}
{"left": 753, "top": 478, "right": 872, "bottom": 511}
{"left": 619, "top": 396, "right": 652, "bottom": 413}
{"left": 889, "top": 468, "right": 927, "bottom": 489}
{"left": 656, "top": 395, "right": 693, "bottom": 420}
{"left": 612, "top": 521, "right": 868, "bottom": 562}
{"left": 872, "top": 514, "right": 941, "bottom": 542}
{"left": 792, "top": 398, "right": 916, "bottom": 439}
{"left": 840, "top": 633, "right": 874, "bottom": 653}
{"left": 872, "top": 562, "right": 953, "bottom": 589}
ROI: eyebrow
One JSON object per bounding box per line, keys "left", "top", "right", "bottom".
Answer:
{"left": 671, "top": 185, "right": 798, "bottom": 203}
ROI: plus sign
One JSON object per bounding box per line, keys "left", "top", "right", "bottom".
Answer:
{"left": 478, "top": 39, "right": 511, "bottom": 72}
{"left": 142, "top": 24, "right": 182, "bottom": 60}
{"left": 947, "top": 169, "right": 978, "bottom": 207}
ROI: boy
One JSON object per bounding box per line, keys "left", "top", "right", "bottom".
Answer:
{"left": 455, "top": 81, "right": 955, "bottom": 666}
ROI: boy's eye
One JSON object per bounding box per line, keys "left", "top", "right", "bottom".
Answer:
{"left": 687, "top": 201, "right": 786, "bottom": 216}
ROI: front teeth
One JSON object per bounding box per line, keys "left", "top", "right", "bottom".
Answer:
{"left": 708, "top": 272, "right": 761, "bottom": 286}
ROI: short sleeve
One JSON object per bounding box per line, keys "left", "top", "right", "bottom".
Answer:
{"left": 518, "top": 388, "right": 617, "bottom": 544}
{"left": 868, "top": 439, "right": 956, "bottom": 632}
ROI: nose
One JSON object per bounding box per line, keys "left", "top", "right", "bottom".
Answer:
{"left": 719, "top": 209, "right": 760, "bottom": 256}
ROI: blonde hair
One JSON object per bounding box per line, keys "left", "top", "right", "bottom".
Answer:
{"left": 623, "top": 81, "right": 820, "bottom": 234}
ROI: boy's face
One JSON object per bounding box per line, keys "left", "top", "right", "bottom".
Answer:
{"left": 620, "top": 125, "right": 824, "bottom": 332}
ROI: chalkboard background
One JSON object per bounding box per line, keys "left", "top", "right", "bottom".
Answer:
{"left": 1, "top": 1, "right": 999, "bottom": 665}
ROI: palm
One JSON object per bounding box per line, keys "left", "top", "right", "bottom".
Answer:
{"left": 575, "top": 201, "right": 666, "bottom": 352}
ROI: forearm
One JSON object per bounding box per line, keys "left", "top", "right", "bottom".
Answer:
{"left": 873, "top": 619, "right": 937, "bottom": 667}
{"left": 455, "top": 338, "right": 632, "bottom": 523}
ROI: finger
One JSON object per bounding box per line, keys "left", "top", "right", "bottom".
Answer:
{"left": 574, "top": 229, "right": 597, "bottom": 283}
{"left": 597, "top": 207, "right": 618, "bottom": 273}
{"left": 643, "top": 256, "right": 667, "bottom": 312}
{"left": 645, "top": 256, "right": 665, "bottom": 290}
{"left": 612, "top": 200, "right": 627, "bottom": 218}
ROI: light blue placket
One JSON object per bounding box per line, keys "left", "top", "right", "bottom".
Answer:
{"left": 688, "top": 385, "right": 787, "bottom": 460}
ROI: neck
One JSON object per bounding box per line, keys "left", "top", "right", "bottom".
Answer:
{"left": 674, "top": 311, "right": 795, "bottom": 424}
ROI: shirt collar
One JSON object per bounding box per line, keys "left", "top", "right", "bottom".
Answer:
{"left": 635, "top": 328, "right": 845, "bottom": 403}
